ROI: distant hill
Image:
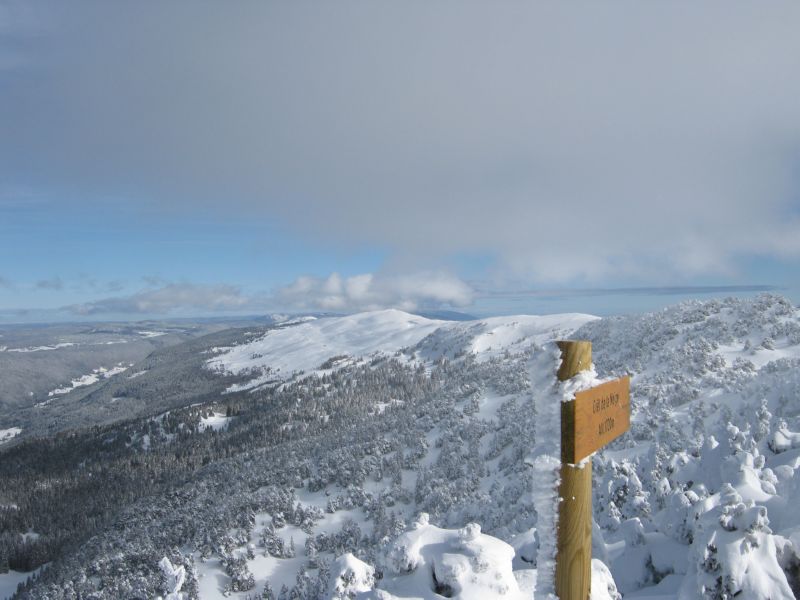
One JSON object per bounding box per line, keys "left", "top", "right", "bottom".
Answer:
{"left": 413, "top": 309, "right": 477, "bottom": 321}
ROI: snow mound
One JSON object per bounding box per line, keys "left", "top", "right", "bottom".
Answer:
{"left": 328, "top": 553, "right": 376, "bottom": 599}
{"left": 770, "top": 421, "right": 800, "bottom": 453}
{"left": 591, "top": 559, "right": 622, "bottom": 600}
{"left": 371, "top": 514, "right": 525, "bottom": 600}
{"left": 330, "top": 517, "right": 622, "bottom": 599}
{"left": 677, "top": 481, "right": 797, "bottom": 599}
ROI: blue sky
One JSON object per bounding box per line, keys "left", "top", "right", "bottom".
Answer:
{"left": 1, "top": 2, "right": 799, "bottom": 322}
{"left": 1, "top": 196, "right": 794, "bottom": 321}
{"left": 0, "top": 198, "right": 385, "bottom": 302}
{"left": 0, "top": 197, "right": 391, "bottom": 318}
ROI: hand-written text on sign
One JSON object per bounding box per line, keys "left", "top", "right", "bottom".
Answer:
{"left": 561, "top": 376, "right": 630, "bottom": 464}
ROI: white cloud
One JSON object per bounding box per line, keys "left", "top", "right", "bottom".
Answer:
{"left": 61, "top": 273, "right": 474, "bottom": 317}
{"left": 2, "top": 2, "right": 800, "bottom": 283}
{"left": 275, "top": 272, "right": 473, "bottom": 313}
{"left": 66, "top": 283, "right": 250, "bottom": 316}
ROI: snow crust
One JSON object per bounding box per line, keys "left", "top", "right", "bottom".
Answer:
{"left": 526, "top": 344, "right": 563, "bottom": 598}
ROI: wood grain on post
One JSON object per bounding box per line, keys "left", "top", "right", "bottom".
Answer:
{"left": 556, "top": 341, "right": 593, "bottom": 600}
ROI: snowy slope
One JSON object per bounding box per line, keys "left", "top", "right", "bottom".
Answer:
{"left": 0, "top": 427, "right": 21, "bottom": 445}
{"left": 578, "top": 295, "right": 800, "bottom": 599}
{"left": 206, "top": 309, "right": 598, "bottom": 391}
{"left": 9, "top": 295, "right": 800, "bottom": 600}
{"left": 0, "top": 569, "right": 39, "bottom": 600}
{"left": 207, "top": 310, "right": 446, "bottom": 388}
{"left": 192, "top": 296, "right": 800, "bottom": 600}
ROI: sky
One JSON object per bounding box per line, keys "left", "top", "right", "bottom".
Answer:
{"left": 1, "top": 1, "right": 799, "bottom": 323}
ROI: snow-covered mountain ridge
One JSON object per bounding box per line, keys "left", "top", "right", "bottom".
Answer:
{"left": 206, "top": 308, "right": 599, "bottom": 391}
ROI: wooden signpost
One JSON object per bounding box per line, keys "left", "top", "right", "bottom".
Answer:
{"left": 562, "top": 376, "right": 631, "bottom": 465}
{"left": 555, "top": 341, "right": 630, "bottom": 600}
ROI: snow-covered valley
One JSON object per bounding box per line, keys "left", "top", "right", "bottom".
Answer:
{"left": 2, "top": 295, "right": 800, "bottom": 599}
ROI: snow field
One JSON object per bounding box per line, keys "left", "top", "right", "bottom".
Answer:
{"left": 0, "top": 427, "right": 22, "bottom": 445}
{"left": 206, "top": 309, "right": 598, "bottom": 392}
{"left": 47, "top": 363, "right": 132, "bottom": 397}
{"left": 199, "top": 413, "right": 232, "bottom": 432}
{"left": 0, "top": 570, "right": 36, "bottom": 600}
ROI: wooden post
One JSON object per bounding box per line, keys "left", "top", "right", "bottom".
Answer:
{"left": 555, "top": 341, "right": 593, "bottom": 600}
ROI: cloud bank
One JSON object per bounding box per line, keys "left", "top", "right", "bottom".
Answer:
{"left": 62, "top": 273, "right": 473, "bottom": 316}
{"left": 275, "top": 272, "right": 473, "bottom": 313}
{"left": 2, "top": 2, "right": 800, "bottom": 284}
{"left": 66, "top": 283, "right": 250, "bottom": 316}
{"left": 60, "top": 277, "right": 781, "bottom": 318}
